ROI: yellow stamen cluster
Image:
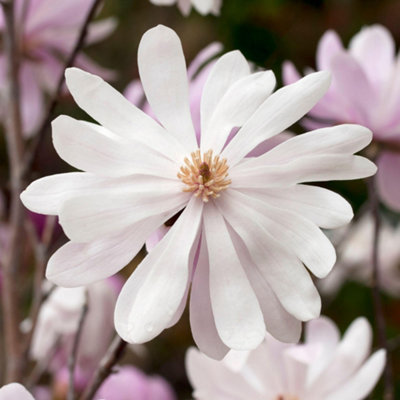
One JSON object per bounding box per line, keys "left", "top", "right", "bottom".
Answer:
{"left": 177, "top": 149, "right": 231, "bottom": 202}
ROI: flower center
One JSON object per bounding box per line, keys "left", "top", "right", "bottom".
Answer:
{"left": 275, "top": 395, "right": 299, "bottom": 400}
{"left": 177, "top": 149, "right": 231, "bottom": 202}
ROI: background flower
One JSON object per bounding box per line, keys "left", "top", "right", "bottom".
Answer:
{"left": 283, "top": 24, "right": 400, "bottom": 211}
{"left": 187, "top": 316, "right": 386, "bottom": 400}
{"left": 148, "top": 0, "right": 222, "bottom": 16}
{"left": 0, "top": 0, "right": 116, "bottom": 136}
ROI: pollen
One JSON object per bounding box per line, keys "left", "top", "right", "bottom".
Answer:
{"left": 177, "top": 149, "right": 231, "bottom": 202}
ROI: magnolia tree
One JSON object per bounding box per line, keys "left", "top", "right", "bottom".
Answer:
{"left": 0, "top": 0, "right": 398, "bottom": 399}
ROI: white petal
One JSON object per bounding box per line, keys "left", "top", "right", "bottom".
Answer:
{"left": 240, "top": 185, "right": 353, "bottom": 229}
{"left": 201, "top": 51, "right": 250, "bottom": 134}
{"left": 59, "top": 179, "right": 188, "bottom": 242}
{"left": 217, "top": 192, "right": 321, "bottom": 321}
{"left": 52, "top": 115, "right": 178, "bottom": 178}
{"left": 246, "top": 124, "right": 372, "bottom": 166}
{"left": 21, "top": 172, "right": 106, "bottom": 215}
{"left": 201, "top": 70, "right": 276, "bottom": 154}
{"left": 227, "top": 189, "right": 336, "bottom": 278}
{"left": 65, "top": 67, "right": 185, "bottom": 160}
{"left": 0, "top": 383, "right": 35, "bottom": 400}
{"left": 223, "top": 71, "right": 331, "bottom": 166}
{"left": 230, "top": 154, "right": 377, "bottom": 188}
{"left": 228, "top": 226, "right": 302, "bottom": 343}
{"left": 46, "top": 217, "right": 164, "bottom": 287}
{"left": 203, "top": 204, "right": 265, "bottom": 350}
{"left": 138, "top": 25, "right": 197, "bottom": 152}
{"left": 114, "top": 198, "right": 203, "bottom": 343}
{"left": 309, "top": 317, "right": 373, "bottom": 393}
{"left": 190, "top": 236, "right": 230, "bottom": 360}
{"left": 324, "top": 350, "right": 386, "bottom": 400}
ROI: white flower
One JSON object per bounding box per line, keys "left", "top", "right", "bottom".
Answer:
{"left": 149, "top": 0, "right": 222, "bottom": 15}
{"left": 21, "top": 25, "right": 376, "bottom": 358}
{"left": 186, "top": 317, "right": 386, "bottom": 400}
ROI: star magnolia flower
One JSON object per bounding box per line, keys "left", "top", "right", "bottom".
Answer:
{"left": 21, "top": 25, "right": 376, "bottom": 358}
{"left": 96, "top": 366, "right": 176, "bottom": 400}
{"left": 149, "top": 0, "right": 221, "bottom": 15}
{"left": 0, "top": 0, "right": 116, "bottom": 136}
{"left": 187, "top": 316, "right": 386, "bottom": 400}
{"left": 283, "top": 24, "right": 400, "bottom": 211}
{"left": 320, "top": 215, "right": 400, "bottom": 298}
{"left": 0, "top": 383, "right": 35, "bottom": 400}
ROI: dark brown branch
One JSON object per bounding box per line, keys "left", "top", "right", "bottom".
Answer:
{"left": 367, "top": 176, "right": 394, "bottom": 400}
{"left": 22, "top": 0, "right": 104, "bottom": 178}
{"left": 80, "top": 336, "right": 127, "bottom": 400}
{"left": 68, "top": 295, "right": 89, "bottom": 400}
{"left": 0, "top": 0, "right": 25, "bottom": 382}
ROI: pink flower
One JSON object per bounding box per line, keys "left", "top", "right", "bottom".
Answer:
{"left": 187, "top": 316, "right": 386, "bottom": 400}
{"left": 96, "top": 366, "right": 176, "bottom": 400}
{"left": 320, "top": 215, "right": 400, "bottom": 298}
{"left": 0, "top": 0, "right": 116, "bottom": 137}
{"left": 283, "top": 25, "right": 400, "bottom": 211}
{"left": 21, "top": 25, "right": 375, "bottom": 358}
{"left": 0, "top": 383, "right": 35, "bottom": 400}
{"left": 148, "top": 0, "right": 222, "bottom": 16}
{"left": 31, "top": 278, "right": 120, "bottom": 377}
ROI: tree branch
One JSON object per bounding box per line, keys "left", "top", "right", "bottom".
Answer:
{"left": 22, "top": 0, "right": 104, "bottom": 178}
{"left": 368, "top": 176, "right": 394, "bottom": 400}
{"left": 80, "top": 336, "right": 127, "bottom": 400}
{"left": 0, "top": 0, "right": 26, "bottom": 382}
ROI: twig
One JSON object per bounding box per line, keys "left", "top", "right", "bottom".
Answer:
{"left": 22, "top": 0, "right": 104, "bottom": 178}
{"left": 80, "top": 336, "right": 127, "bottom": 400}
{"left": 22, "top": 216, "right": 57, "bottom": 360}
{"left": 368, "top": 176, "right": 394, "bottom": 400}
{"left": 68, "top": 294, "right": 89, "bottom": 400}
{"left": 0, "top": 0, "right": 25, "bottom": 382}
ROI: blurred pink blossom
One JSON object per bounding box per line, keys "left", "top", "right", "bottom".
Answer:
{"left": 96, "top": 365, "right": 176, "bottom": 400}
{"left": 31, "top": 277, "right": 121, "bottom": 380}
{"left": 320, "top": 215, "right": 400, "bottom": 298}
{"left": 0, "top": 0, "right": 116, "bottom": 137}
{"left": 148, "top": 0, "right": 222, "bottom": 15}
{"left": 187, "top": 316, "right": 386, "bottom": 400}
{"left": 283, "top": 24, "right": 400, "bottom": 211}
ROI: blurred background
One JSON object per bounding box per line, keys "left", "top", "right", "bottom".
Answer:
{"left": 1, "top": 0, "right": 399, "bottom": 398}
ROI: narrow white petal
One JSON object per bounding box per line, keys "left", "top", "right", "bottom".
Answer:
{"left": 46, "top": 217, "right": 164, "bottom": 287}
{"left": 241, "top": 185, "right": 353, "bottom": 229}
{"left": 190, "top": 236, "right": 230, "bottom": 360}
{"left": 223, "top": 71, "right": 331, "bottom": 166}
{"left": 309, "top": 317, "right": 373, "bottom": 393}
{"left": 217, "top": 192, "right": 321, "bottom": 321}
{"left": 204, "top": 204, "right": 265, "bottom": 350}
{"left": 227, "top": 189, "right": 336, "bottom": 278}
{"left": 201, "top": 70, "right": 276, "bottom": 154}
{"left": 59, "top": 179, "right": 189, "bottom": 242}
{"left": 114, "top": 198, "right": 203, "bottom": 343}
{"left": 52, "top": 115, "right": 177, "bottom": 178}
{"left": 0, "top": 383, "right": 35, "bottom": 400}
{"left": 243, "top": 124, "right": 372, "bottom": 167}
{"left": 201, "top": 51, "right": 250, "bottom": 134}
{"left": 138, "top": 25, "right": 197, "bottom": 152}
{"left": 228, "top": 226, "right": 302, "bottom": 343}
{"left": 65, "top": 67, "right": 185, "bottom": 160}
{"left": 324, "top": 350, "right": 386, "bottom": 400}
{"left": 230, "top": 154, "right": 376, "bottom": 188}
{"left": 21, "top": 173, "right": 107, "bottom": 215}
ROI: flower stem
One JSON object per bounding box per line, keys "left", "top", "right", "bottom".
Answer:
{"left": 367, "top": 176, "right": 394, "bottom": 400}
